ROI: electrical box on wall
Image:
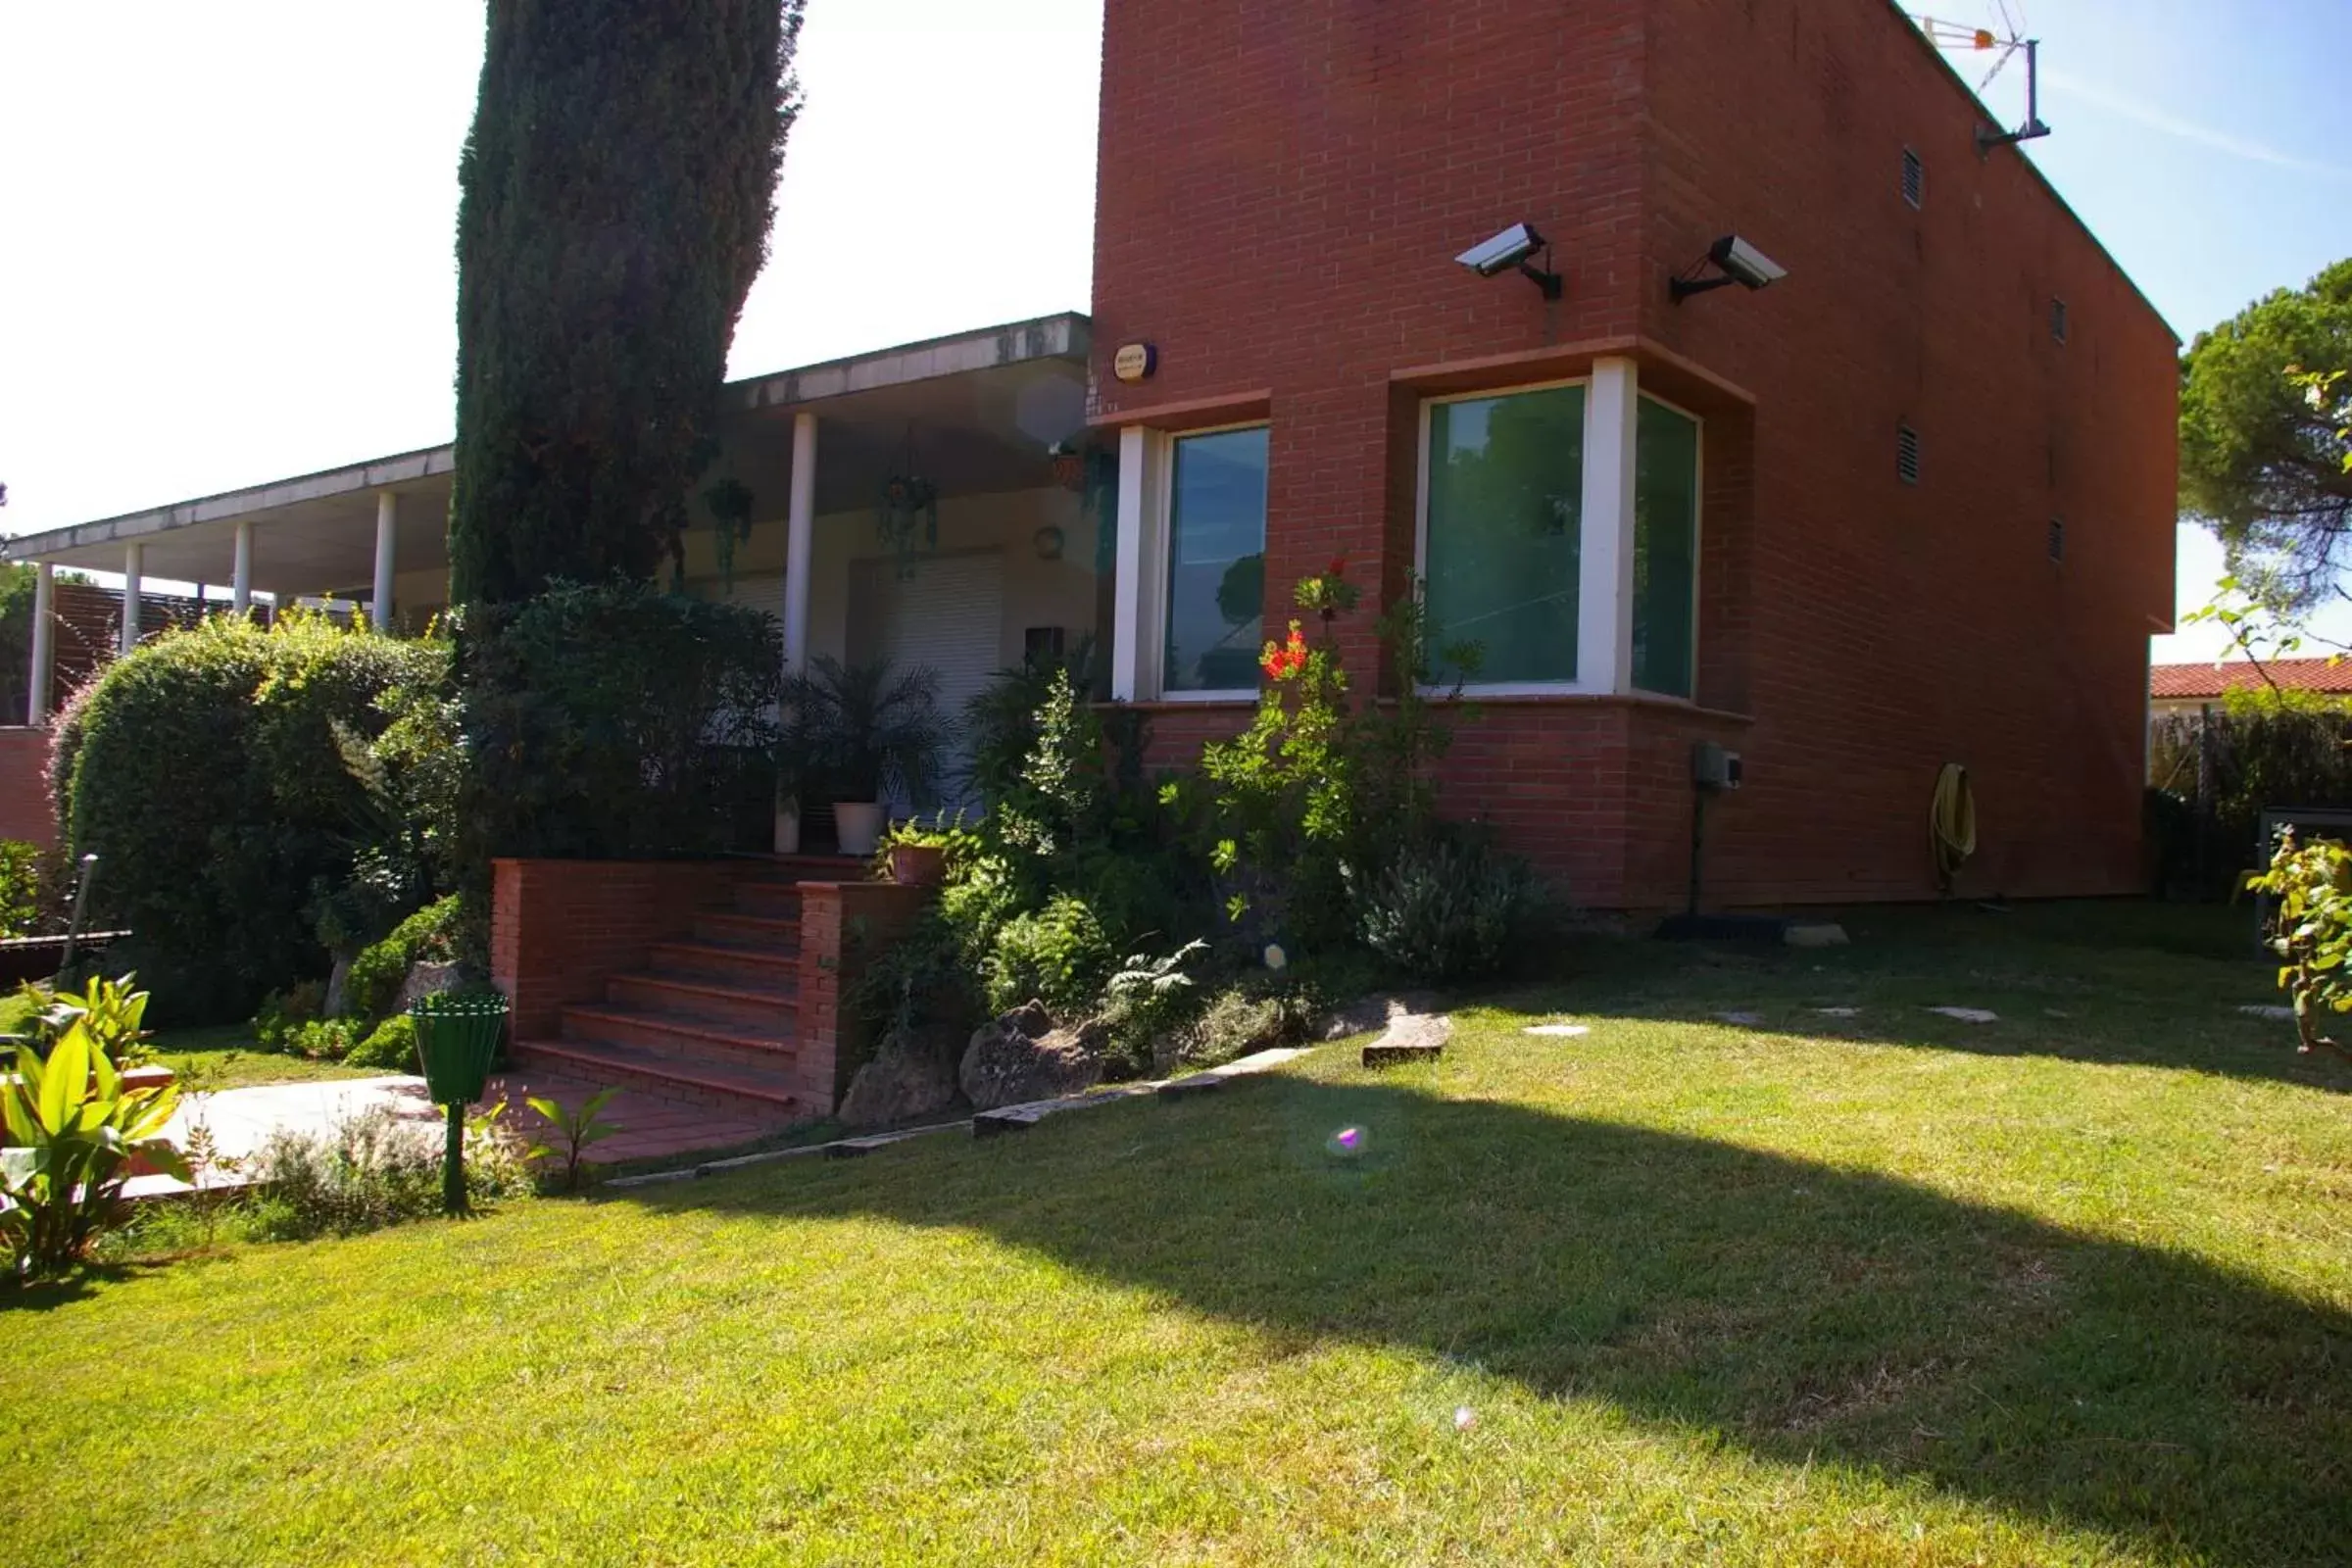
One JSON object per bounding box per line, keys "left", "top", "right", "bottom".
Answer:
{"left": 1692, "top": 741, "right": 1743, "bottom": 791}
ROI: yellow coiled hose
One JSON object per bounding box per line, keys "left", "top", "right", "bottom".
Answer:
{"left": 1932, "top": 762, "right": 1977, "bottom": 894}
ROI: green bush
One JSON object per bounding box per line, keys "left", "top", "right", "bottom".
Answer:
{"left": 344, "top": 895, "right": 466, "bottom": 1022}
{"left": 51, "top": 612, "right": 447, "bottom": 1021}
{"left": 247, "top": 1102, "right": 529, "bottom": 1240}
{"left": 345, "top": 1013, "right": 418, "bottom": 1072}
{"left": 0, "top": 839, "right": 43, "bottom": 939}
{"left": 457, "top": 583, "right": 781, "bottom": 874}
{"left": 1348, "top": 834, "right": 1533, "bottom": 984}
{"left": 983, "top": 893, "right": 1113, "bottom": 1016}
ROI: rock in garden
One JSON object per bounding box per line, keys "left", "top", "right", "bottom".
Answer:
{"left": 393, "top": 959, "right": 470, "bottom": 1014}
{"left": 839, "top": 1020, "right": 965, "bottom": 1129}
{"left": 1928, "top": 1006, "right": 1998, "bottom": 1024}
{"left": 959, "top": 1003, "right": 1106, "bottom": 1110}
{"left": 1318, "top": 991, "right": 1445, "bottom": 1042}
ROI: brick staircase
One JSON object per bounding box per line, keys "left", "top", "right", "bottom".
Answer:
{"left": 510, "top": 858, "right": 854, "bottom": 1117}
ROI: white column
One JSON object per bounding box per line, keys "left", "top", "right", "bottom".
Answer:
{"left": 120, "top": 543, "right": 143, "bottom": 657}
{"left": 782, "top": 411, "right": 817, "bottom": 676}
{"left": 27, "top": 564, "right": 54, "bottom": 725}
{"left": 1577, "top": 357, "right": 1641, "bottom": 694}
{"left": 372, "top": 492, "right": 398, "bottom": 632}
{"left": 1110, "top": 424, "right": 1159, "bottom": 702}
{"left": 231, "top": 519, "right": 254, "bottom": 615}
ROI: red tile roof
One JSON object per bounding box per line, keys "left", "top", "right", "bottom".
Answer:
{"left": 2149, "top": 658, "right": 2352, "bottom": 700}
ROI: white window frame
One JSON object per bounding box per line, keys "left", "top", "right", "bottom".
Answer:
{"left": 1412, "top": 358, "right": 1703, "bottom": 701}
{"left": 1111, "top": 418, "right": 1270, "bottom": 703}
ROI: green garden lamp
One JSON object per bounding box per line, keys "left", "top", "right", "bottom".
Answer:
{"left": 409, "top": 992, "right": 509, "bottom": 1216}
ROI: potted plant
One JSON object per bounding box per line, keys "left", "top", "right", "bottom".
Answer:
{"left": 879, "top": 815, "right": 959, "bottom": 887}
{"left": 781, "top": 656, "right": 948, "bottom": 857}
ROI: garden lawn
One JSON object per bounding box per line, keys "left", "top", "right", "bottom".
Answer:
{"left": 6, "top": 902, "right": 2348, "bottom": 1566}
{"left": 150, "top": 1025, "right": 379, "bottom": 1090}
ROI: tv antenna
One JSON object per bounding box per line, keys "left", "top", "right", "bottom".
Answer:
{"left": 1912, "top": 4, "right": 2051, "bottom": 154}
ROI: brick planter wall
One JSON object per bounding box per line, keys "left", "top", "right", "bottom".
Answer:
{"left": 794, "top": 881, "right": 936, "bottom": 1111}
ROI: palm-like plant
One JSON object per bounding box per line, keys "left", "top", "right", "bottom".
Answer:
{"left": 781, "top": 656, "right": 949, "bottom": 808}
{"left": 2, "top": 1012, "right": 186, "bottom": 1281}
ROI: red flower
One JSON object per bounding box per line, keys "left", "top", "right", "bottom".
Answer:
{"left": 1328, "top": 555, "right": 1348, "bottom": 579}
{"left": 1259, "top": 621, "right": 1310, "bottom": 681}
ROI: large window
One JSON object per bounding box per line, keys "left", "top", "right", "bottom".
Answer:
{"left": 1163, "top": 425, "right": 1269, "bottom": 693}
{"left": 1422, "top": 384, "right": 1585, "bottom": 685}
{"left": 1632, "top": 397, "right": 1700, "bottom": 698}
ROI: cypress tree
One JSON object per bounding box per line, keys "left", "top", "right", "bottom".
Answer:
{"left": 450, "top": 1, "right": 804, "bottom": 605}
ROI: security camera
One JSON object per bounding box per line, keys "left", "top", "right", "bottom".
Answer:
{"left": 1670, "top": 233, "right": 1788, "bottom": 303}
{"left": 1456, "top": 222, "right": 1544, "bottom": 277}
{"left": 1454, "top": 222, "right": 1563, "bottom": 300}
{"left": 1710, "top": 234, "right": 1787, "bottom": 290}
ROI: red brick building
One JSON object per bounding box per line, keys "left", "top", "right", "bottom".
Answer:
{"left": 1088, "top": 0, "right": 2177, "bottom": 908}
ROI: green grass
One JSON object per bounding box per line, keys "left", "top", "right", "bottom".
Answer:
{"left": 145, "top": 1025, "right": 378, "bottom": 1091}
{"left": 6, "top": 901, "right": 2348, "bottom": 1565}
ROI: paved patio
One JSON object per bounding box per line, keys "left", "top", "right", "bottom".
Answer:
{"left": 136, "top": 1066, "right": 802, "bottom": 1199}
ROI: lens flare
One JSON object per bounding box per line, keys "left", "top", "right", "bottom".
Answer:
{"left": 1326, "top": 1125, "right": 1366, "bottom": 1156}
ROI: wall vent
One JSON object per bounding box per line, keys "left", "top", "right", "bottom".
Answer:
{"left": 2051, "top": 297, "right": 2070, "bottom": 344}
{"left": 2048, "top": 517, "right": 2066, "bottom": 562}
{"left": 1897, "top": 424, "right": 1923, "bottom": 485}
{"left": 1901, "top": 148, "right": 1925, "bottom": 209}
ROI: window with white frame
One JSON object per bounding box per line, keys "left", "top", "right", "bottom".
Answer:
{"left": 1161, "top": 425, "right": 1269, "bottom": 693}
{"left": 1417, "top": 376, "right": 1700, "bottom": 697}
{"left": 1422, "top": 383, "right": 1587, "bottom": 685}
{"left": 1632, "top": 397, "right": 1700, "bottom": 699}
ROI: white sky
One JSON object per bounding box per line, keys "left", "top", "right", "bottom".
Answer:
{"left": 1, "top": 0, "right": 2345, "bottom": 663}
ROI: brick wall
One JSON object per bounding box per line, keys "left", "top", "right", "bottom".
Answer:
{"left": 0, "top": 728, "right": 57, "bottom": 849}
{"left": 491, "top": 858, "right": 758, "bottom": 1040}
{"left": 793, "top": 881, "right": 935, "bottom": 1111}
{"left": 1092, "top": 0, "right": 2176, "bottom": 908}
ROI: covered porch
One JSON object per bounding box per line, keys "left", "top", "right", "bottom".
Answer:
{"left": 0, "top": 314, "right": 1110, "bottom": 741}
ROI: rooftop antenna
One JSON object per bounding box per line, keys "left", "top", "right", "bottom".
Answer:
{"left": 1912, "top": 6, "right": 2051, "bottom": 154}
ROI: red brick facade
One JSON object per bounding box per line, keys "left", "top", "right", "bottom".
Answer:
{"left": 0, "top": 729, "right": 57, "bottom": 850}
{"left": 1090, "top": 0, "right": 2177, "bottom": 909}
{"left": 492, "top": 859, "right": 760, "bottom": 1040}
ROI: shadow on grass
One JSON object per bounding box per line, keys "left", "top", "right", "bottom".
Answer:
{"left": 623, "top": 1076, "right": 2350, "bottom": 1565}
{"left": 0, "top": 1258, "right": 170, "bottom": 1313}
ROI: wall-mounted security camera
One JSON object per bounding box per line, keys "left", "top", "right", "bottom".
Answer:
{"left": 1454, "top": 222, "right": 1563, "bottom": 300}
{"left": 1669, "top": 233, "right": 1788, "bottom": 303}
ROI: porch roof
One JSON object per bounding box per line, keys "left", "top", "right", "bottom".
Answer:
{"left": 0, "top": 313, "right": 1091, "bottom": 597}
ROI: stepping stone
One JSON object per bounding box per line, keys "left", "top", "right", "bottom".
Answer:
{"left": 1783, "top": 922, "right": 1850, "bottom": 949}
{"left": 1156, "top": 1074, "right": 1226, "bottom": 1099}
{"left": 1928, "top": 1006, "right": 1998, "bottom": 1024}
{"left": 1523, "top": 1023, "right": 1590, "bottom": 1037}
{"left": 2238, "top": 1004, "right": 2295, "bottom": 1021}
{"left": 1715, "top": 1010, "right": 1766, "bottom": 1027}
{"left": 1362, "top": 1011, "right": 1452, "bottom": 1068}
{"left": 1813, "top": 1007, "right": 1861, "bottom": 1018}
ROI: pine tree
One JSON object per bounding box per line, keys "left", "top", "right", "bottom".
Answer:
{"left": 450, "top": 1, "right": 804, "bottom": 605}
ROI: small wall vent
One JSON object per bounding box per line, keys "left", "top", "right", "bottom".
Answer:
{"left": 2051, "top": 297, "right": 2070, "bottom": 344}
{"left": 1897, "top": 424, "right": 1923, "bottom": 485}
{"left": 2048, "top": 517, "right": 2066, "bottom": 562}
{"left": 1901, "top": 147, "right": 1925, "bottom": 209}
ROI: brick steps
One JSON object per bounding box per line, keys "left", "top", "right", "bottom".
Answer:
{"left": 510, "top": 1038, "right": 802, "bottom": 1113}
{"left": 691, "top": 911, "right": 801, "bottom": 949}
{"left": 647, "top": 940, "right": 798, "bottom": 988}
{"left": 606, "top": 972, "right": 795, "bottom": 1032}
{"left": 515, "top": 865, "right": 824, "bottom": 1120}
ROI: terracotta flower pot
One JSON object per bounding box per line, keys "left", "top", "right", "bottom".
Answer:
{"left": 888, "top": 843, "right": 948, "bottom": 887}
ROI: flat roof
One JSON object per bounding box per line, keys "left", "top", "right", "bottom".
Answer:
{"left": 0, "top": 311, "right": 1090, "bottom": 567}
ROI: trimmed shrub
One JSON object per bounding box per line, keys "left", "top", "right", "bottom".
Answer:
{"left": 344, "top": 895, "right": 466, "bottom": 1022}
{"left": 346, "top": 1013, "right": 418, "bottom": 1072}
{"left": 1348, "top": 834, "right": 1533, "bottom": 984}
{"left": 52, "top": 613, "right": 447, "bottom": 1021}
{"left": 456, "top": 583, "right": 782, "bottom": 873}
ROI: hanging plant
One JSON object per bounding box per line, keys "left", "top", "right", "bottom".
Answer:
{"left": 702, "top": 476, "right": 757, "bottom": 590}
{"left": 876, "top": 428, "right": 941, "bottom": 579}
